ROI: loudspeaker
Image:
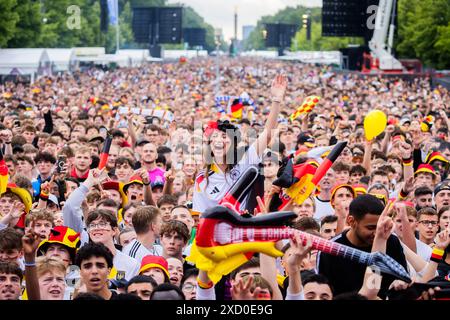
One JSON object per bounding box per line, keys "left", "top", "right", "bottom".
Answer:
{"left": 132, "top": 7, "right": 182, "bottom": 44}
{"left": 264, "top": 23, "right": 299, "bottom": 48}
{"left": 183, "top": 28, "right": 206, "bottom": 47}
{"left": 132, "top": 7, "right": 157, "bottom": 43}
{"left": 264, "top": 23, "right": 280, "bottom": 48}
{"left": 158, "top": 7, "right": 183, "bottom": 44}
{"left": 279, "top": 24, "right": 299, "bottom": 47}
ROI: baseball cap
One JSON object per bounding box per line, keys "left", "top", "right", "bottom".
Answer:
{"left": 297, "top": 133, "right": 315, "bottom": 148}
{"left": 262, "top": 150, "right": 279, "bottom": 164}
{"left": 400, "top": 117, "right": 411, "bottom": 126}
{"left": 434, "top": 180, "right": 450, "bottom": 196}
{"left": 48, "top": 194, "right": 60, "bottom": 208}
{"left": 136, "top": 138, "right": 150, "bottom": 146}
{"left": 151, "top": 180, "right": 164, "bottom": 190}
{"left": 123, "top": 175, "right": 144, "bottom": 193}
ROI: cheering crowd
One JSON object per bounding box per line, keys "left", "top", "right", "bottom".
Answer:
{"left": 0, "top": 57, "right": 450, "bottom": 301}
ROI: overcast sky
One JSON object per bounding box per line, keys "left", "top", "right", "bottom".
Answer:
{"left": 167, "top": 0, "right": 322, "bottom": 41}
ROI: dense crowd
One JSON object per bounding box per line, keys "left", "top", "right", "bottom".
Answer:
{"left": 0, "top": 57, "right": 449, "bottom": 301}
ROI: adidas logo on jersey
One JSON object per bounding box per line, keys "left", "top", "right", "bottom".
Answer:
{"left": 210, "top": 186, "right": 220, "bottom": 194}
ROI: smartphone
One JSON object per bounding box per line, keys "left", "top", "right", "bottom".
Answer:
{"left": 14, "top": 120, "right": 20, "bottom": 127}
{"left": 57, "top": 156, "right": 66, "bottom": 173}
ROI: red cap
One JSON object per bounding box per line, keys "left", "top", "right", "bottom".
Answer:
{"left": 139, "top": 255, "right": 169, "bottom": 278}
{"left": 123, "top": 175, "right": 144, "bottom": 193}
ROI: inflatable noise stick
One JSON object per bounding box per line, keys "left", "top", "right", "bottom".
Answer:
{"left": 189, "top": 206, "right": 411, "bottom": 284}
{"left": 218, "top": 166, "right": 259, "bottom": 214}
{"left": 270, "top": 141, "right": 348, "bottom": 211}
{"left": 98, "top": 131, "right": 113, "bottom": 170}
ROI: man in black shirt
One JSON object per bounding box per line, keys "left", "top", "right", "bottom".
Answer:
{"left": 317, "top": 194, "right": 407, "bottom": 298}
{"left": 75, "top": 242, "right": 118, "bottom": 300}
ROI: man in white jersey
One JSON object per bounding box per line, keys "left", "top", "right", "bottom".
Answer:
{"left": 314, "top": 168, "right": 336, "bottom": 220}
{"left": 122, "top": 206, "right": 163, "bottom": 262}
{"left": 85, "top": 210, "right": 140, "bottom": 281}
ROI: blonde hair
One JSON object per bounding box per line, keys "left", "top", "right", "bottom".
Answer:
{"left": 36, "top": 256, "right": 66, "bottom": 279}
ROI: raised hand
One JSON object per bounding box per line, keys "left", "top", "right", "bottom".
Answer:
{"left": 434, "top": 229, "right": 450, "bottom": 251}
{"left": 86, "top": 168, "right": 108, "bottom": 188}
{"left": 403, "top": 176, "right": 415, "bottom": 194}
{"left": 22, "top": 229, "right": 41, "bottom": 259}
{"left": 10, "top": 200, "right": 25, "bottom": 219}
{"left": 375, "top": 200, "right": 396, "bottom": 241}
{"left": 254, "top": 195, "right": 267, "bottom": 216}
{"left": 270, "top": 74, "right": 287, "bottom": 101}
{"left": 164, "top": 169, "right": 175, "bottom": 183}
{"left": 385, "top": 125, "right": 395, "bottom": 135}
{"left": 231, "top": 276, "right": 261, "bottom": 300}
{"left": 399, "top": 142, "right": 412, "bottom": 160}
{"left": 135, "top": 168, "right": 150, "bottom": 185}
{"left": 40, "top": 181, "right": 51, "bottom": 195}
{"left": 287, "top": 232, "right": 313, "bottom": 272}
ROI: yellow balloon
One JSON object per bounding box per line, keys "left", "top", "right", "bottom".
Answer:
{"left": 364, "top": 110, "right": 387, "bottom": 141}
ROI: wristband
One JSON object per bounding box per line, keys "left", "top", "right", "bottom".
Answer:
{"left": 430, "top": 247, "right": 445, "bottom": 263}
{"left": 4, "top": 142, "right": 11, "bottom": 145}
{"left": 143, "top": 181, "right": 150, "bottom": 186}
{"left": 399, "top": 189, "right": 409, "bottom": 199}
{"left": 24, "top": 261, "right": 36, "bottom": 267}
{"left": 197, "top": 277, "right": 214, "bottom": 289}
{"left": 402, "top": 158, "right": 413, "bottom": 166}
{"left": 40, "top": 191, "right": 49, "bottom": 201}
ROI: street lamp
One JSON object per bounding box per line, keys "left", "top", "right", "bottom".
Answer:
{"left": 262, "top": 29, "right": 267, "bottom": 39}
{"left": 302, "top": 14, "right": 311, "bottom": 41}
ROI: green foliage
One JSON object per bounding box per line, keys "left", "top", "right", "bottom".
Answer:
{"left": 245, "top": 1, "right": 450, "bottom": 69}
{"left": 396, "top": 0, "right": 450, "bottom": 69}
{"left": 243, "top": 5, "right": 321, "bottom": 51}
{"left": 181, "top": 6, "right": 216, "bottom": 51}
{"left": 0, "top": 0, "right": 20, "bottom": 47}
{"left": 292, "top": 22, "right": 363, "bottom": 51}
{"left": 6, "top": 0, "right": 42, "bottom": 48}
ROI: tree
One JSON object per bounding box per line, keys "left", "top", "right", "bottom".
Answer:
{"left": 243, "top": 6, "right": 322, "bottom": 51}
{"left": 0, "top": 0, "right": 20, "bottom": 47}
{"left": 396, "top": 0, "right": 450, "bottom": 69}
{"left": 292, "top": 21, "right": 363, "bottom": 51}
{"left": 6, "top": 0, "right": 42, "bottom": 48}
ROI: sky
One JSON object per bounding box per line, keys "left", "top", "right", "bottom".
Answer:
{"left": 167, "top": 0, "right": 322, "bottom": 41}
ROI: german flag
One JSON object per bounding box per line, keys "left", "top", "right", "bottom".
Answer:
{"left": 98, "top": 132, "right": 112, "bottom": 170}
{"left": 0, "top": 148, "right": 9, "bottom": 194}
{"left": 229, "top": 98, "right": 244, "bottom": 119}
{"left": 271, "top": 142, "right": 347, "bottom": 207}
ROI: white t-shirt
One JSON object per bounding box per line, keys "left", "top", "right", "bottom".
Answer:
{"left": 415, "top": 238, "right": 432, "bottom": 262}
{"left": 112, "top": 250, "right": 140, "bottom": 281}
{"left": 193, "top": 144, "right": 262, "bottom": 215}
{"left": 314, "top": 197, "right": 334, "bottom": 221}
{"left": 122, "top": 239, "right": 163, "bottom": 264}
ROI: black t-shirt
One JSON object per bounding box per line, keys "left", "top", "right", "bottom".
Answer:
{"left": 109, "top": 290, "right": 119, "bottom": 300}
{"left": 437, "top": 258, "right": 450, "bottom": 279}
{"left": 317, "top": 229, "right": 407, "bottom": 299}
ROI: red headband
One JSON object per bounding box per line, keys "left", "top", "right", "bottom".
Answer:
{"left": 204, "top": 121, "right": 219, "bottom": 138}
